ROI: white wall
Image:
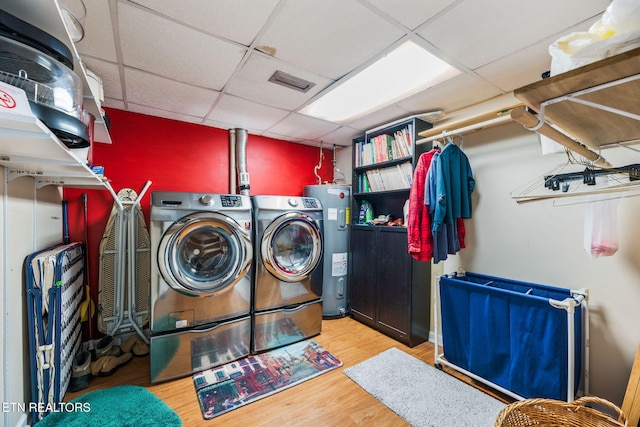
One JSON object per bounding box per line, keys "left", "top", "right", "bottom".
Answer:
{"left": 1, "top": 169, "right": 62, "bottom": 427}
{"left": 334, "top": 145, "right": 352, "bottom": 186}
{"left": 437, "top": 122, "right": 640, "bottom": 406}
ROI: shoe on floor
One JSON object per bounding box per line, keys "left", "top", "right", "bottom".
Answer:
{"left": 120, "top": 334, "right": 149, "bottom": 357}
{"left": 69, "top": 350, "right": 91, "bottom": 392}
{"left": 90, "top": 352, "right": 133, "bottom": 377}
{"left": 93, "top": 335, "right": 122, "bottom": 360}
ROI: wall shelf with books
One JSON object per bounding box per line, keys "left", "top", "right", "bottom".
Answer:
{"left": 354, "top": 160, "right": 413, "bottom": 194}
{"left": 351, "top": 116, "right": 432, "bottom": 224}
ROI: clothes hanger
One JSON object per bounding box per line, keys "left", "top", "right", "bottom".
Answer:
{"left": 511, "top": 151, "right": 640, "bottom": 204}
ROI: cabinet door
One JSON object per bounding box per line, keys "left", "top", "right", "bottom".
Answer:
{"left": 350, "top": 227, "right": 377, "bottom": 327}
{"left": 376, "top": 228, "right": 411, "bottom": 341}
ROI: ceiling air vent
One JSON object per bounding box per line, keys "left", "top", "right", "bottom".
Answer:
{"left": 268, "top": 70, "right": 315, "bottom": 93}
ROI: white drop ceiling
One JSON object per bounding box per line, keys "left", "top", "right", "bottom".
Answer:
{"left": 73, "top": 0, "right": 610, "bottom": 146}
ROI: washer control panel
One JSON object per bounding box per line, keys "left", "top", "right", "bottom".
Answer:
{"left": 302, "top": 198, "right": 319, "bottom": 209}
{"left": 220, "top": 195, "right": 244, "bottom": 207}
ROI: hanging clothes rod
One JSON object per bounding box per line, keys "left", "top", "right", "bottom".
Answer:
{"left": 510, "top": 106, "right": 612, "bottom": 168}
{"left": 415, "top": 113, "right": 512, "bottom": 145}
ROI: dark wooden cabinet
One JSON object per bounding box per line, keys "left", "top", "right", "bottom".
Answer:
{"left": 349, "top": 226, "right": 377, "bottom": 327}
{"left": 350, "top": 226, "right": 430, "bottom": 347}
{"left": 349, "top": 116, "right": 432, "bottom": 347}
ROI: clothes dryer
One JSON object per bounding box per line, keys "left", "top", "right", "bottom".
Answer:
{"left": 150, "top": 191, "right": 253, "bottom": 383}
{"left": 251, "top": 195, "right": 324, "bottom": 353}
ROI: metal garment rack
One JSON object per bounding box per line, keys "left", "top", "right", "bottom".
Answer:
{"left": 104, "top": 180, "right": 152, "bottom": 343}
{"left": 432, "top": 271, "right": 590, "bottom": 402}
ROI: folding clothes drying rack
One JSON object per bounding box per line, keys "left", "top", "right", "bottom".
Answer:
{"left": 25, "top": 242, "right": 84, "bottom": 422}
{"left": 433, "top": 271, "right": 590, "bottom": 402}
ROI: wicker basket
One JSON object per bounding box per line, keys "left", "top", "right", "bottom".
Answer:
{"left": 495, "top": 396, "right": 627, "bottom": 427}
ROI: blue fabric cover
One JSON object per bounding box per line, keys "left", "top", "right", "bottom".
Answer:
{"left": 439, "top": 272, "right": 582, "bottom": 400}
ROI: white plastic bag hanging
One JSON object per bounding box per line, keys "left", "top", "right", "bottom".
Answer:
{"left": 549, "top": 0, "right": 640, "bottom": 76}
{"left": 583, "top": 177, "right": 619, "bottom": 258}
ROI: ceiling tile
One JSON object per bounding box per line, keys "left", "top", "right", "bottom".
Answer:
{"left": 117, "top": 2, "right": 246, "bottom": 90}
{"left": 261, "top": 131, "right": 299, "bottom": 142}
{"left": 475, "top": 44, "right": 550, "bottom": 93}
{"left": 225, "top": 54, "right": 333, "bottom": 110}
{"left": 128, "top": 0, "right": 280, "bottom": 45}
{"left": 206, "top": 94, "right": 290, "bottom": 132}
{"left": 203, "top": 118, "right": 265, "bottom": 136}
{"left": 315, "top": 126, "right": 364, "bottom": 147}
{"left": 256, "top": 0, "right": 406, "bottom": 79}
{"left": 347, "top": 104, "right": 413, "bottom": 132}
{"left": 395, "top": 73, "right": 504, "bottom": 116}
{"left": 267, "top": 113, "right": 341, "bottom": 141}
{"left": 417, "top": 0, "right": 610, "bottom": 70}
{"left": 126, "top": 103, "right": 205, "bottom": 125}
{"left": 67, "top": 0, "right": 619, "bottom": 146}
{"left": 476, "top": 15, "right": 603, "bottom": 92}
{"left": 124, "top": 68, "right": 219, "bottom": 118}
{"left": 103, "top": 98, "right": 125, "bottom": 110}
{"left": 76, "top": 0, "right": 117, "bottom": 62}
{"left": 363, "top": 0, "right": 457, "bottom": 30}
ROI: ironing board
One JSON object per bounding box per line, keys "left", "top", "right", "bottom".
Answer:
{"left": 97, "top": 185, "right": 151, "bottom": 337}
{"left": 25, "top": 242, "right": 84, "bottom": 422}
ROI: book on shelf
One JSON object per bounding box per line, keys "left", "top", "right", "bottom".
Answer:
{"left": 360, "top": 161, "right": 412, "bottom": 192}
{"left": 354, "top": 124, "right": 414, "bottom": 167}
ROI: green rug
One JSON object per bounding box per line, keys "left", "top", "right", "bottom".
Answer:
{"left": 193, "top": 339, "right": 342, "bottom": 420}
{"left": 37, "top": 385, "right": 182, "bottom": 426}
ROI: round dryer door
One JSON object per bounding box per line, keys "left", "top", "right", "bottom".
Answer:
{"left": 158, "top": 212, "right": 252, "bottom": 296}
{"left": 261, "top": 212, "right": 322, "bottom": 282}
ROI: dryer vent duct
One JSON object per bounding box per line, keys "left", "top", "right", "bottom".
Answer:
{"left": 235, "top": 128, "right": 250, "bottom": 196}
{"left": 229, "top": 129, "right": 237, "bottom": 194}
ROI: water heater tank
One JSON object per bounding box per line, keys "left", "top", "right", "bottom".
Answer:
{"left": 303, "top": 184, "right": 350, "bottom": 318}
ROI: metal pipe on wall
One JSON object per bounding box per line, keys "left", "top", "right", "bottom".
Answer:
{"left": 235, "top": 128, "right": 250, "bottom": 196}
{"left": 229, "top": 129, "right": 237, "bottom": 194}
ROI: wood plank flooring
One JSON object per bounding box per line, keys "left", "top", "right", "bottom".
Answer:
{"left": 65, "top": 317, "right": 513, "bottom": 426}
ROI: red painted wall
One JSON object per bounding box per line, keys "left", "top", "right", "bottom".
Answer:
{"left": 64, "top": 108, "right": 332, "bottom": 338}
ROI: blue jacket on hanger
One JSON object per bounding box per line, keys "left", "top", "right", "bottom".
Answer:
{"left": 432, "top": 142, "right": 475, "bottom": 232}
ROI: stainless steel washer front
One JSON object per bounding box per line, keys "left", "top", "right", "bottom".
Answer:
{"left": 151, "top": 194, "right": 253, "bottom": 333}
{"left": 159, "top": 211, "right": 252, "bottom": 296}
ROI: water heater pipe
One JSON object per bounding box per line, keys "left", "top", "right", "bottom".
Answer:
{"left": 235, "top": 128, "right": 250, "bottom": 195}
{"left": 229, "top": 129, "right": 237, "bottom": 194}
{"left": 313, "top": 140, "right": 324, "bottom": 185}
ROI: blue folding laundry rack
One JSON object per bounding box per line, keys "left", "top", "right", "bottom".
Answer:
{"left": 434, "top": 271, "right": 589, "bottom": 402}
{"left": 25, "top": 242, "right": 84, "bottom": 423}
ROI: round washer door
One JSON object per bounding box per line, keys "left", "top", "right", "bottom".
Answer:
{"left": 261, "top": 212, "right": 322, "bottom": 282}
{"left": 158, "top": 212, "right": 252, "bottom": 296}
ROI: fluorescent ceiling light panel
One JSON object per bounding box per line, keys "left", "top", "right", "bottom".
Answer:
{"left": 300, "top": 41, "right": 461, "bottom": 124}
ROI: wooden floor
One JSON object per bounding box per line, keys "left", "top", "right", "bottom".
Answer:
{"left": 65, "top": 317, "right": 513, "bottom": 426}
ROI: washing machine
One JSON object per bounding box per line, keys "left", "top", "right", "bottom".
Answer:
{"left": 149, "top": 191, "right": 253, "bottom": 383}
{"left": 304, "top": 185, "right": 350, "bottom": 318}
{"left": 251, "top": 195, "right": 324, "bottom": 353}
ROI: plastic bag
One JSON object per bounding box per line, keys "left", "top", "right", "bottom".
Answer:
{"left": 583, "top": 180, "right": 619, "bottom": 258}
{"left": 549, "top": 0, "right": 640, "bottom": 75}
{"left": 598, "top": 0, "right": 640, "bottom": 36}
